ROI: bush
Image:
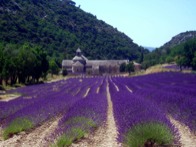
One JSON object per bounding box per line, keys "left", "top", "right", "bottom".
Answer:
{"left": 53, "top": 117, "right": 96, "bottom": 146}
{"left": 3, "top": 117, "right": 33, "bottom": 140}
{"left": 120, "top": 63, "right": 126, "bottom": 72}
{"left": 54, "top": 134, "right": 73, "bottom": 147}
{"left": 124, "top": 122, "right": 174, "bottom": 147}
{"left": 62, "top": 68, "right": 68, "bottom": 76}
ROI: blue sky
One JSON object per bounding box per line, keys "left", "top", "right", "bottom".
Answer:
{"left": 74, "top": 0, "right": 196, "bottom": 47}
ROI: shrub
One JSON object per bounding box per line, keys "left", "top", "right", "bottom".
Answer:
{"left": 62, "top": 68, "right": 68, "bottom": 76}
{"left": 3, "top": 117, "right": 33, "bottom": 140}
{"left": 54, "top": 134, "right": 73, "bottom": 147}
{"left": 124, "top": 122, "right": 174, "bottom": 147}
{"left": 53, "top": 117, "right": 97, "bottom": 146}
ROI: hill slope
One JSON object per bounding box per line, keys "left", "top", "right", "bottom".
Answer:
{"left": 0, "top": 0, "right": 147, "bottom": 62}
{"left": 142, "top": 31, "right": 196, "bottom": 69}
{"left": 161, "top": 31, "right": 196, "bottom": 49}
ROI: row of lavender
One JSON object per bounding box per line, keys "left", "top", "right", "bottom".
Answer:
{"left": 109, "top": 77, "right": 178, "bottom": 146}
{"left": 113, "top": 72, "right": 196, "bottom": 131}
{"left": 0, "top": 77, "right": 105, "bottom": 140}
{"left": 51, "top": 77, "right": 108, "bottom": 146}
{"left": 110, "top": 72, "right": 196, "bottom": 146}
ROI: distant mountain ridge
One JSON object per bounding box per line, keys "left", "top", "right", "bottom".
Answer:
{"left": 143, "top": 47, "right": 155, "bottom": 51}
{"left": 162, "top": 31, "right": 196, "bottom": 49}
{"left": 0, "top": 0, "right": 148, "bottom": 62}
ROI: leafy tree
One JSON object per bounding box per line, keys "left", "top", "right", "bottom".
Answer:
{"left": 120, "top": 63, "right": 126, "bottom": 72}
{"left": 62, "top": 68, "right": 68, "bottom": 76}
{"left": 174, "top": 39, "right": 196, "bottom": 70}
{"left": 31, "top": 46, "right": 49, "bottom": 82}
{"left": 1, "top": 44, "right": 19, "bottom": 85}
{"left": 176, "top": 56, "right": 188, "bottom": 71}
{"left": 191, "top": 52, "right": 196, "bottom": 70}
{"left": 126, "top": 62, "right": 134, "bottom": 75}
{"left": 49, "top": 59, "right": 60, "bottom": 77}
{"left": 0, "top": 42, "right": 49, "bottom": 85}
{"left": 0, "top": 43, "right": 4, "bottom": 85}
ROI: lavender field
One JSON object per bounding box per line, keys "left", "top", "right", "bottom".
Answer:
{"left": 0, "top": 72, "right": 196, "bottom": 147}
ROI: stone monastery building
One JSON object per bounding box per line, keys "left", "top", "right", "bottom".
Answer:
{"left": 62, "top": 48, "right": 129, "bottom": 75}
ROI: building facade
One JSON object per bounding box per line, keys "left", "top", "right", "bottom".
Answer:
{"left": 62, "top": 48, "right": 129, "bottom": 75}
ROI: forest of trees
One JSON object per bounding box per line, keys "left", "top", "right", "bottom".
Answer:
{"left": 1, "top": 0, "right": 195, "bottom": 87}
{"left": 0, "top": 0, "right": 148, "bottom": 63}
{"left": 142, "top": 38, "right": 196, "bottom": 70}
{"left": 0, "top": 42, "right": 49, "bottom": 85}
{"left": 0, "top": 0, "right": 150, "bottom": 86}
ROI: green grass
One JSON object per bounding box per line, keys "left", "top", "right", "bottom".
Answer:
{"left": 124, "top": 122, "right": 174, "bottom": 147}
{"left": 54, "top": 134, "right": 73, "bottom": 147}
{"left": 53, "top": 117, "right": 97, "bottom": 147}
{"left": 3, "top": 117, "right": 33, "bottom": 140}
{"left": 65, "top": 116, "right": 97, "bottom": 128}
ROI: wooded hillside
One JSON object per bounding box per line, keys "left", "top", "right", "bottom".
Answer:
{"left": 0, "top": 0, "right": 147, "bottom": 62}
{"left": 142, "top": 31, "right": 196, "bottom": 70}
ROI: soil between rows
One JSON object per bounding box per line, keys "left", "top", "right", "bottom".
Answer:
{"left": 0, "top": 81, "right": 196, "bottom": 147}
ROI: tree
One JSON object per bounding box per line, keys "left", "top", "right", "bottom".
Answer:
{"left": 1, "top": 44, "right": 19, "bottom": 85}
{"left": 176, "top": 56, "right": 188, "bottom": 71}
{"left": 49, "top": 59, "right": 60, "bottom": 77}
{"left": 62, "top": 68, "right": 68, "bottom": 76}
{"left": 126, "top": 62, "right": 134, "bottom": 75}
{"left": 192, "top": 52, "right": 196, "bottom": 71}
{"left": 175, "top": 39, "right": 196, "bottom": 70}
{"left": 0, "top": 44, "right": 4, "bottom": 85}
{"left": 31, "top": 46, "right": 49, "bottom": 82}
{"left": 120, "top": 63, "right": 126, "bottom": 72}
{"left": 17, "top": 43, "right": 49, "bottom": 84}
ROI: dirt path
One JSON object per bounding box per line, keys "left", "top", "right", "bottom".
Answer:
{"left": 0, "top": 94, "right": 20, "bottom": 102}
{"left": 71, "top": 79, "right": 120, "bottom": 147}
{"left": 169, "top": 116, "right": 196, "bottom": 147}
{"left": 110, "top": 79, "right": 119, "bottom": 92}
{"left": 83, "top": 88, "right": 90, "bottom": 98}
{"left": 125, "top": 85, "right": 133, "bottom": 93}
{"left": 0, "top": 116, "right": 61, "bottom": 147}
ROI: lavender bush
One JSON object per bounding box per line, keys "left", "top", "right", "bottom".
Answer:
{"left": 52, "top": 77, "right": 107, "bottom": 146}
{"left": 1, "top": 78, "right": 99, "bottom": 139}
{"left": 109, "top": 76, "right": 178, "bottom": 146}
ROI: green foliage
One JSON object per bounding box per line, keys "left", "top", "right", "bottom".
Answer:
{"left": 143, "top": 37, "right": 196, "bottom": 70}
{"left": 49, "top": 58, "right": 60, "bottom": 76}
{"left": 53, "top": 117, "right": 96, "bottom": 146}
{"left": 173, "top": 38, "right": 196, "bottom": 70}
{"left": 0, "top": 42, "right": 49, "bottom": 85}
{"left": 54, "top": 134, "right": 73, "bottom": 147}
{"left": 54, "top": 128, "right": 85, "bottom": 147}
{"left": 192, "top": 52, "right": 196, "bottom": 70}
{"left": 3, "top": 118, "right": 33, "bottom": 140}
{"left": 126, "top": 62, "right": 134, "bottom": 74}
{"left": 65, "top": 117, "right": 97, "bottom": 128}
{"left": 62, "top": 68, "right": 68, "bottom": 76}
{"left": 124, "top": 122, "right": 174, "bottom": 147}
{"left": 0, "top": 0, "right": 147, "bottom": 62}
{"left": 120, "top": 63, "right": 126, "bottom": 72}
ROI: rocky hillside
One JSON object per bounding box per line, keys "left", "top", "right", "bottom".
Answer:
{"left": 162, "top": 31, "right": 196, "bottom": 49}
{"left": 0, "top": 0, "right": 148, "bottom": 62}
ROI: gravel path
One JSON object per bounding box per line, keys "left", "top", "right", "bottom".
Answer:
{"left": 2, "top": 81, "right": 195, "bottom": 147}
{"left": 71, "top": 79, "right": 120, "bottom": 147}
{"left": 169, "top": 116, "right": 196, "bottom": 147}
{"left": 0, "top": 116, "right": 61, "bottom": 147}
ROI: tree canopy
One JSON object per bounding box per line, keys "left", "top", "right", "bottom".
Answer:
{"left": 0, "top": 0, "right": 148, "bottom": 63}
{"left": 142, "top": 38, "right": 196, "bottom": 70}
{"left": 0, "top": 42, "right": 49, "bottom": 85}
